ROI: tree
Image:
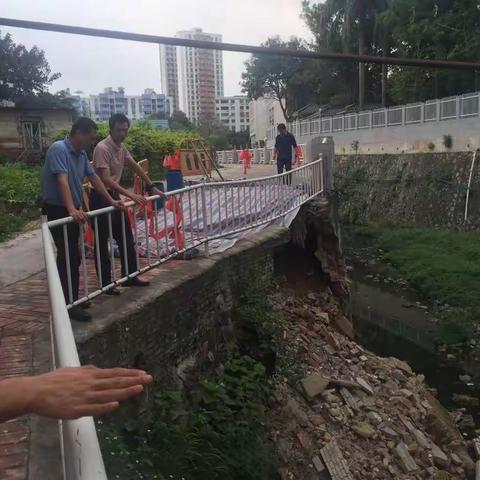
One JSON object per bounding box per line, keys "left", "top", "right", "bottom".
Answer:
{"left": 303, "top": 0, "right": 391, "bottom": 110}
{"left": 169, "top": 110, "right": 194, "bottom": 131}
{"left": 197, "top": 115, "right": 230, "bottom": 150}
{"left": 227, "top": 129, "right": 251, "bottom": 149}
{"left": 147, "top": 111, "right": 169, "bottom": 120}
{"left": 241, "top": 37, "right": 307, "bottom": 121}
{"left": 0, "top": 31, "right": 61, "bottom": 102}
{"left": 14, "top": 90, "right": 74, "bottom": 110}
{"left": 378, "top": 0, "right": 480, "bottom": 103}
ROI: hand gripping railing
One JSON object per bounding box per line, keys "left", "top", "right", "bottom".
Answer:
{"left": 41, "top": 219, "right": 107, "bottom": 480}
{"left": 43, "top": 158, "right": 324, "bottom": 311}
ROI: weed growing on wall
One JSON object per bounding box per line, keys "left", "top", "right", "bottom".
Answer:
{"left": 100, "top": 356, "right": 278, "bottom": 480}
{"left": 100, "top": 269, "right": 281, "bottom": 479}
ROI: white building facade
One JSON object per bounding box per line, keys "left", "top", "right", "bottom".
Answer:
{"left": 215, "top": 96, "right": 249, "bottom": 132}
{"left": 249, "top": 97, "right": 286, "bottom": 146}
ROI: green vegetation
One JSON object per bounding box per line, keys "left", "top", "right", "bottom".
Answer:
{"left": 243, "top": 1, "right": 480, "bottom": 115}
{"left": 362, "top": 225, "right": 480, "bottom": 344}
{"left": 100, "top": 355, "right": 277, "bottom": 480}
{"left": 0, "top": 163, "right": 41, "bottom": 242}
{"left": 377, "top": 227, "right": 480, "bottom": 311}
{"left": 54, "top": 122, "right": 197, "bottom": 184}
{"left": 100, "top": 271, "right": 280, "bottom": 479}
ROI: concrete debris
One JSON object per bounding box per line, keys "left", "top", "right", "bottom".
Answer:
{"left": 267, "top": 285, "right": 473, "bottom": 479}
{"left": 431, "top": 443, "right": 450, "bottom": 469}
{"left": 351, "top": 421, "right": 377, "bottom": 439}
{"left": 321, "top": 440, "right": 354, "bottom": 480}
{"left": 395, "top": 441, "right": 418, "bottom": 472}
{"left": 473, "top": 438, "right": 480, "bottom": 460}
{"left": 311, "top": 455, "right": 327, "bottom": 474}
{"left": 301, "top": 373, "right": 331, "bottom": 400}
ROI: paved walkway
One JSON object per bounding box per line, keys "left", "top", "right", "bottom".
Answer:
{"left": 0, "top": 162, "right": 276, "bottom": 479}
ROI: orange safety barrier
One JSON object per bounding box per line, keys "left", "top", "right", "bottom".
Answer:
{"left": 148, "top": 196, "right": 184, "bottom": 251}
{"left": 296, "top": 145, "right": 303, "bottom": 167}
{"left": 163, "top": 150, "right": 181, "bottom": 170}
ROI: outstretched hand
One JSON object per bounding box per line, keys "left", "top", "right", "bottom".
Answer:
{"left": 22, "top": 366, "right": 152, "bottom": 419}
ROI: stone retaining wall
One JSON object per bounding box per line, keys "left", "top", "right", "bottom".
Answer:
{"left": 75, "top": 227, "right": 289, "bottom": 387}
{"left": 335, "top": 152, "right": 480, "bottom": 230}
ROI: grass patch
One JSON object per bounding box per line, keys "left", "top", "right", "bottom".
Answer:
{"left": 360, "top": 225, "right": 480, "bottom": 345}
{"left": 0, "top": 163, "right": 41, "bottom": 242}
{"left": 0, "top": 163, "right": 41, "bottom": 202}
{"left": 376, "top": 227, "right": 480, "bottom": 311}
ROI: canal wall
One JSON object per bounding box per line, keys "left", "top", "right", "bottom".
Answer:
{"left": 335, "top": 151, "right": 480, "bottom": 231}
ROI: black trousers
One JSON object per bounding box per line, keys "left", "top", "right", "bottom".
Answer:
{"left": 276, "top": 157, "right": 292, "bottom": 174}
{"left": 277, "top": 157, "right": 292, "bottom": 185}
{"left": 42, "top": 203, "right": 80, "bottom": 304}
{"left": 89, "top": 190, "right": 138, "bottom": 287}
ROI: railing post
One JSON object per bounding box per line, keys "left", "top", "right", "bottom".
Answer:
{"left": 201, "top": 183, "right": 209, "bottom": 255}
{"left": 420, "top": 102, "right": 425, "bottom": 124}
{"left": 456, "top": 95, "right": 461, "bottom": 119}
{"left": 401, "top": 106, "right": 405, "bottom": 126}
{"left": 436, "top": 99, "right": 441, "bottom": 122}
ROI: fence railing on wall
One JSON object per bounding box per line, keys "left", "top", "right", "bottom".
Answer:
{"left": 266, "top": 91, "right": 480, "bottom": 141}
{"left": 216, "top": 144, "right": 306, "bottom": 166}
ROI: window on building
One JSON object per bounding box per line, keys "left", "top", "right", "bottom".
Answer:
{"left": 21, "top": 120, "right": 42, "bottom": 150}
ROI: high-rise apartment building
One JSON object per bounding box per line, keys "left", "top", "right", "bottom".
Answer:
{"left": 159, "top": 44, "right": 179, "bottom": 112}
{"left": 215, "top": 96, "right": 249, "bottom": 132}
{"left": 159, "top": 28, "right": 224, "bottom": 123}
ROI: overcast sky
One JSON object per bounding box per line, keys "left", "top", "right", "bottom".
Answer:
{"left": 2, "top": 0, "right": 312, "bottom": 97}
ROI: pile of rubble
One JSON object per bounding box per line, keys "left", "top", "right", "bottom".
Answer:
{"left": 267, "top": 286, "right": 478, "bottom": 480}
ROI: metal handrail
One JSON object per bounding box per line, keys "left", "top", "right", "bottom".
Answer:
{"left": 45, "top": 159, "right": 324, "bottom": 310}
{"left": 266, "top": 90, "right": 480, "bottom": 141}
{"left": 41, "top": 159, "right": 324, "bottom": 478}
{"left": 41, "top": 219, "right": 107, "bottom": 480}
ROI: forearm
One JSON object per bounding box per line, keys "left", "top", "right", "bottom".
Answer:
{"left": 95, "top": 174, "right": 131, "bottom": 199}
{"left": 57, "top": 177, "right": 76, "bottom": 213}
{"left": 0, "top": 377, "right": 34, "bottom": 422}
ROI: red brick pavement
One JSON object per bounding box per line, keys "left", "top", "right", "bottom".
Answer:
{"left": 0, "top": 254, "right": 182, "bottom": 479}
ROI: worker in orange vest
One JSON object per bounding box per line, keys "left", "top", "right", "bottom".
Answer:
{"left": 240, "top": 147, "right": 252, "bottom": 175}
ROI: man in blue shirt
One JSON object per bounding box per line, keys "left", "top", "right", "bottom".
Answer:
{"left": 42, "top": 117, "right": 123, "bottom": 322}
{"left": 273, "top": 123, "right": 298, "bottom": 175}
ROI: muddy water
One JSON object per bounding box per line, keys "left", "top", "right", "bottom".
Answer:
{"left": 274, "top": 239, "right": 480, "bottom": 438}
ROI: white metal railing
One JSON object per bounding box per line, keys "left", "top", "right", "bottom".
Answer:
{"left": 45, "top": 159, "right": 324, "bottom": 312}
{"left": 217, "top": 144, "right": 306, "bottom": 166}
{"left": 41, "top": 220, "right": 107, "bottom": 480}
{"left": 41, "top": 159, "right": 324, "bottom": 478}
{"left": 266, "top": 90, "right": 480, "bottom": 141}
